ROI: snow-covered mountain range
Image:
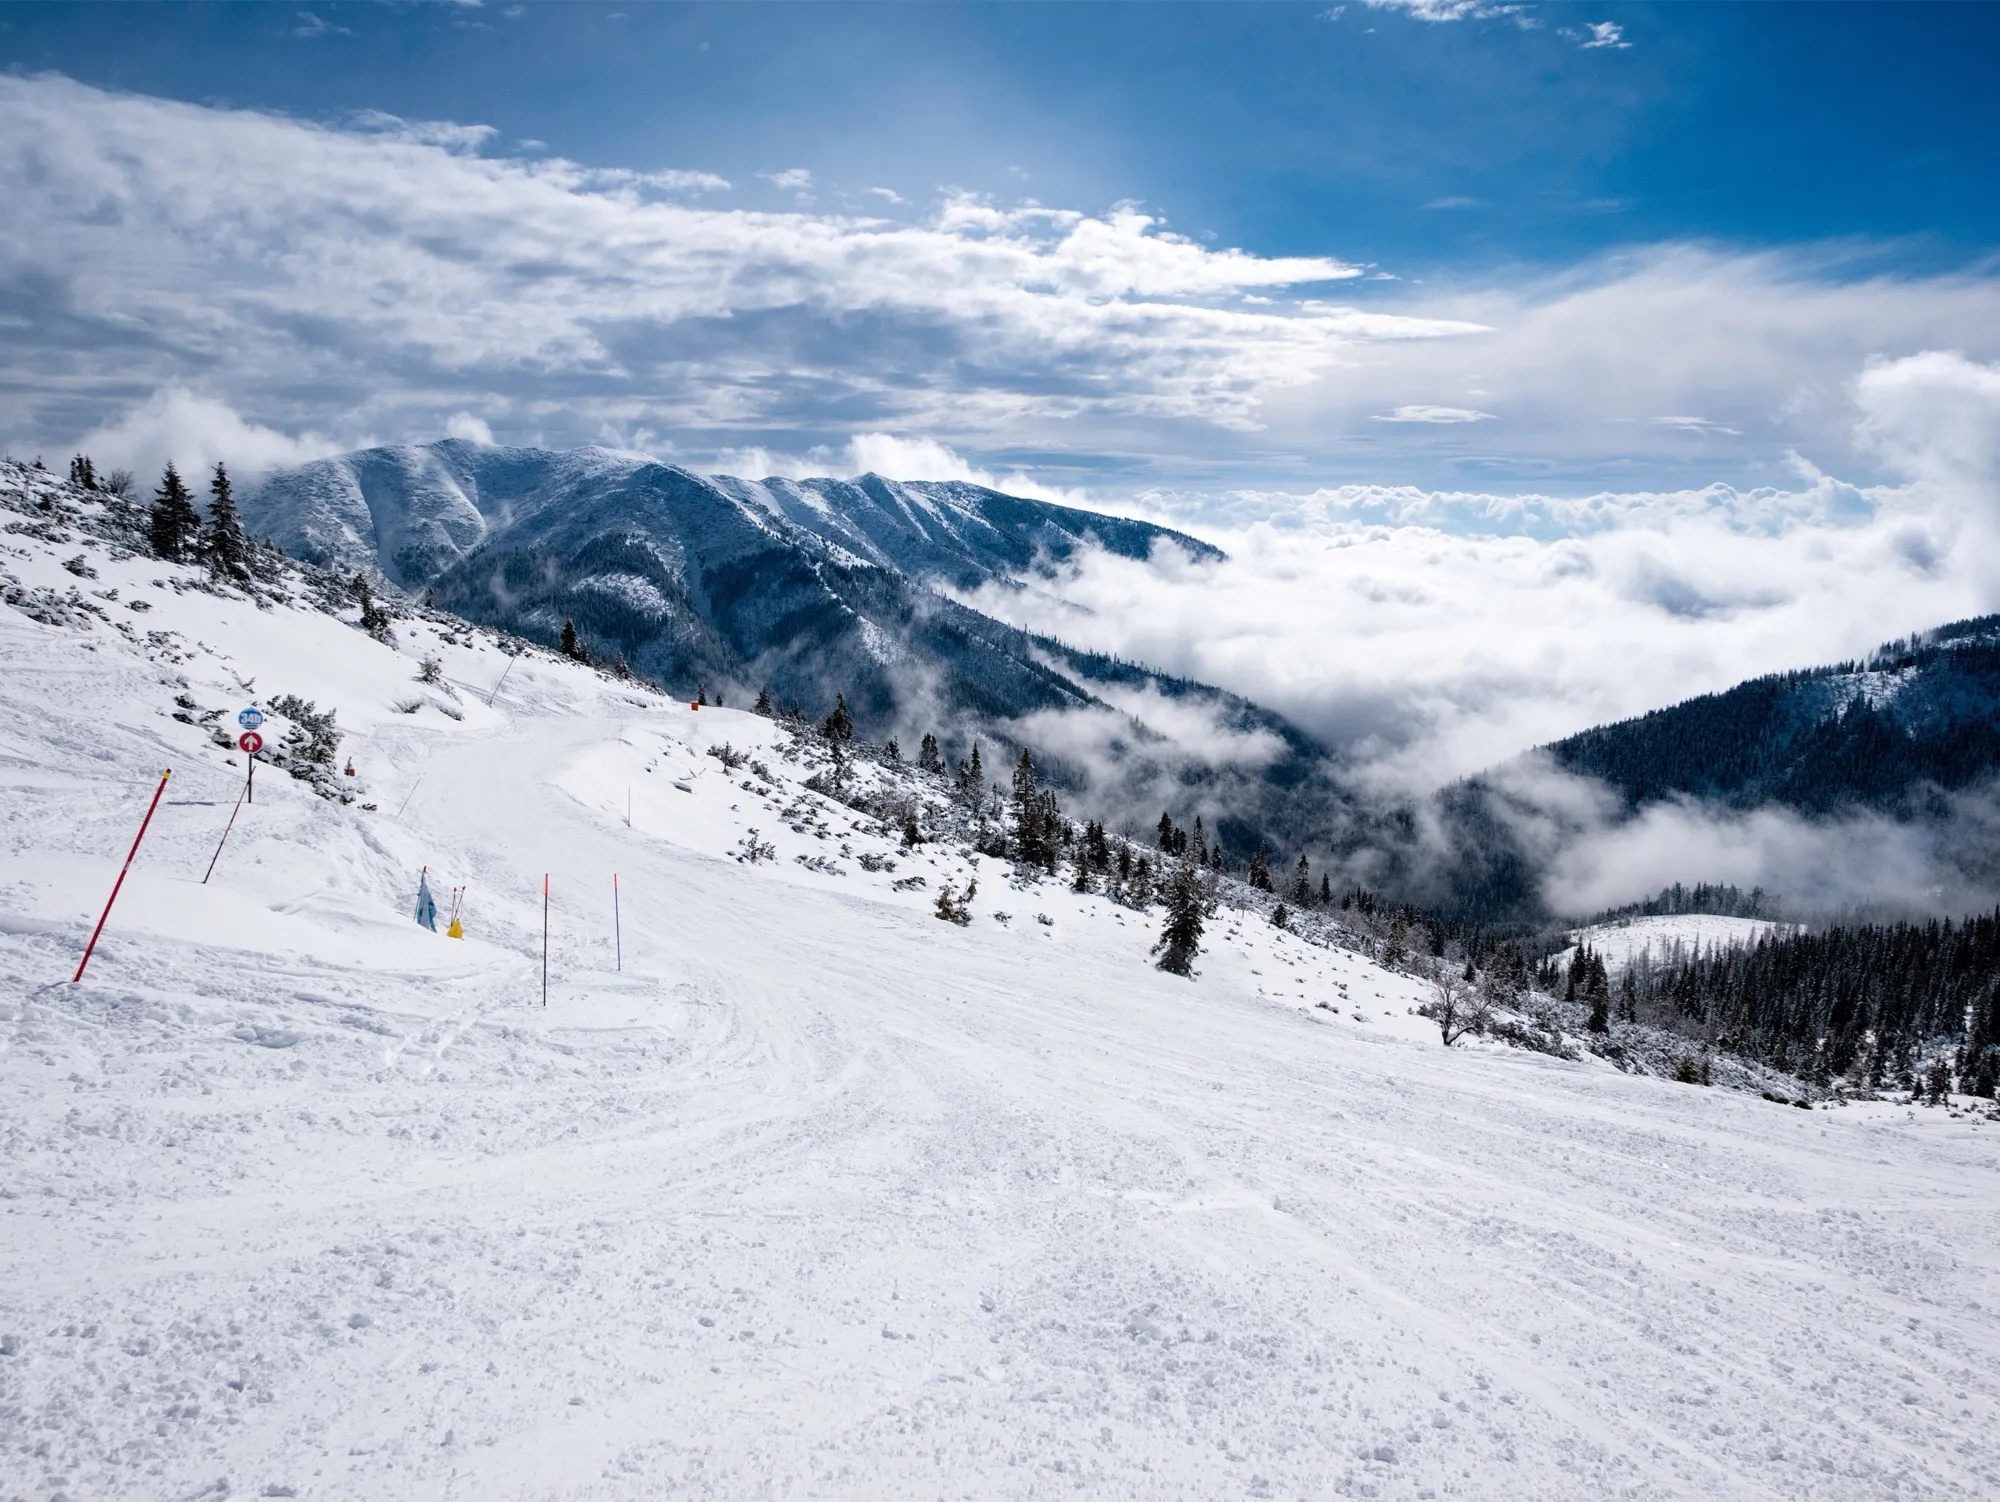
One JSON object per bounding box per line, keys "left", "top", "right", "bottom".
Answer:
{"left": 238, "top": 441, "right": 1346, "bottom": 862}
{"left": 240, "top": 440, "right": 1227, "bottom": 735}
{"left": 7, "top": 458, "right": 1998, "bottom": 1501}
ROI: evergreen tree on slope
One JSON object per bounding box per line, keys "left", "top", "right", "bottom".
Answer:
{"left": 148, "top": 463, "right": 200, "bottom": 561}
{"left": 1153, "top": 859, "right": 1206, "bottom": 977}
{"left": 201, "top": 462, "right": 251, "bottom": 581}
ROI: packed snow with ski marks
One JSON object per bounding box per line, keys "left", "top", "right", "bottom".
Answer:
{"left": 3, "top": 478, "right": 2000, "bottom": 1501}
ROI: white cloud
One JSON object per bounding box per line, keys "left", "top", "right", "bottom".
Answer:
{"left": 760, "top": 167, "right": 813, "bottom": 192}
{"left": 1373, "top": 405, "right": 1496, "bottom": 424}
{"left": 955, "top": 353, "right": 2000, "bottom": 804}
{"left": 6, "top": 76, "right": 1999, "bottom": 501}
{"left": 1577, "top": 21, "right": 1630, "bottom": 50}
{"left": 842, "top": 433, "right": 1090, "bottom": 506}
{"left": 72, "top": 385, "right": 347, "bottom": 481}
{"left": 1362, "top": 0, "right": 1524, "bottom": 21}
{"left": 863, "top": 186, "right": 905, "bottom": 204}
{"left": 444, "top": 412, "right": 496, "bottom": 445}
{"left": 293, "top": 11, "right": 351, "bottom": 38}
{"left": 637, "top": 169, "right": 731, "bottom": 194}
{"left": 1255, "top": 244, "right": 2000, "bottom": 486}
{"left": 0, "top": 74, "right": 1464, "bottom": 467}
{"left": 1653, "top": 415, "right": 1742, "bottom": 436}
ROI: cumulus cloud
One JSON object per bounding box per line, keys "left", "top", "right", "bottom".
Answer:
{"left": 0, "top": 73, "right": 1476, "bottom": 472}
{"left": 5, "top": 76, "right": 1997, "bottom": 497}
{"left": 760, "top": 167, "right": 814, "bottom": 192}
{"left": 1576, "top": 21, "right": 1630, "bottom": 50}
{"left": 444, "top": 411, "right": 497, "bottom": 445}
{"left": 1257, "top": 244, "right": 2000, "bottom": 489}
{"left": 71, "top": 385, "right": 347, "bottom": 481}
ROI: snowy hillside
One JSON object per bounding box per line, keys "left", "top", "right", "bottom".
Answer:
{"left": 5, "top": 460, "right": 2000, "bottom": 1501}
{"left": 1559, "top": 914, "right": 1784, "bottom": 978}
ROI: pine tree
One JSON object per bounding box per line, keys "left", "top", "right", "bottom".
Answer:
{"left": 1272, "top": 902, "right": 1289, "bottom": 930}
{"left": 1153, "top": 859, "right": 1205, "bottom": 977}
{"left": 754, "top": 685, "right": 774, "bottom": 716}
{"left": 68, "top": 454, "right": 98, "bottom": 490}
{"left": 1320, "top": 873, "right": 1332, "bottom": 905}
{"left": 884, "top": 736, "right": 901, "bottom": 763}
{"left": 1157, "top": 812, "right": 1176, "bottom": 851}
{"left": 917, "top": 732, "right": 943, "bottom": 773}
{"left": 1586, "top": 974, "right": 1610, "bottom": 1034}
{"left": 1127, "top": 855, "right": 1155, "bottom": 908}
{"left": 819, "top": 693, "right": 851, "bottom": 744}
{"left": 1247, "top": 848, "right": 1272, "bottom": 893}
{"left": 697, "top": 683, "right": 708, "bottom": 706}
{"left": 355, "top": 574, "right": 392, "bottom": 642}
{"left": 201, "top": 462, "right": 250, "bottom": 580}
{"left": 1290, "top": 853, "right": 1312, "bottom": 902}
{"left": 147, "top": 463, "right": 200, "bottom": 561}
{"left": 1617, "top": 967, "right": 1638, "bottom": 1024}
{"left": 560, "top": 618, "right": 586, "bottom": 662}
{"left": 1191, "top": 815, "right": 1207, "bottom": 865}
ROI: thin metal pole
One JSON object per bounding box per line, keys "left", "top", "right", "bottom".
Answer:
{"left": 613, "top": 873, "right": 621, "bottom": 972}
{"left": 394, "top": 776, "right": 423, "bottom": 818}
{"left": 487, "top": 656, "right": 516, "bottom": 708}
{"left": 542, "top": 873, "right": 549, "bottom": 1007}
{"left": 75, "top": 769, "right": 171, "bottom": 983}
{"left": 201, "top": 775, "right": 249, "bottom": 884}
{"left": 246, "top": 751, "right": 255, "bottom": 804}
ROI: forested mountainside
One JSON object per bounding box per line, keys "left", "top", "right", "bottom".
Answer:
{"left": 1395, "top": 618, "right": 2000, "bottom": 924}
{"left": 239, "top": 442, "right": 1343, "bottom": 858}
{"left": 1543, "top": 615, "right": 2000, "bottom": 814}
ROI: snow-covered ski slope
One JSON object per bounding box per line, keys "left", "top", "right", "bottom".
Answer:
{"left": 4, "top": 465, "right": 2000, "bottom": 1502}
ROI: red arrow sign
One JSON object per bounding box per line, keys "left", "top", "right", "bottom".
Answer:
{"left": 238, "top": 731, "right": 264, "bottom": 754}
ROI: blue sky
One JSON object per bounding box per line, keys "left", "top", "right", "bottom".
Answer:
{"left": 2, "top": 1, "right": 1999, "bottom": 501}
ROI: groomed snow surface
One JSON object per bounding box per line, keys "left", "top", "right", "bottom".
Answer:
{"left": 4, "top": 480, "right": 2000, "bottom": 1501}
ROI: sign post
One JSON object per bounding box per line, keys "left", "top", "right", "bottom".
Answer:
{"left": 237, "top": 729, "right": 262, "bottom": 803}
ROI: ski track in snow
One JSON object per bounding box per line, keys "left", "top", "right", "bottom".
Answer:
{"left": 3, "top": 484, "right": 2000, "bottom": 1500}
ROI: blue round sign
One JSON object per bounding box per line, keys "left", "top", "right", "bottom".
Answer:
{"left": 237, "top": 707, "right": 264, "bottom": 730}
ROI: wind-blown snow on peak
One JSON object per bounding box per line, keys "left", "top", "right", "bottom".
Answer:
{"left": 246, "top": 440, "right": 1220, "bottom": 595}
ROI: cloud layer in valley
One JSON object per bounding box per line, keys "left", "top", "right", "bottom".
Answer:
{"left": 956, "top": 352, "right": 2000, "bottom": 912}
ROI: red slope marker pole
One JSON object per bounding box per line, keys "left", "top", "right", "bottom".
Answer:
{"left": 542, "top": 873, "right": 550, "bottom": 1007}
{"left": 75, "top": 769, "right": 171, "bottom": 983}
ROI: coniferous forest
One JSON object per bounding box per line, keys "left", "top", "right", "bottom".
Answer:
{"left": 1597, "top": 910, "right": 2000, "bottom": 1097}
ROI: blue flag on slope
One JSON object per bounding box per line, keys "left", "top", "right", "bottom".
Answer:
{"left": 415, "top": 869, "right": 438, "bottom": 931}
